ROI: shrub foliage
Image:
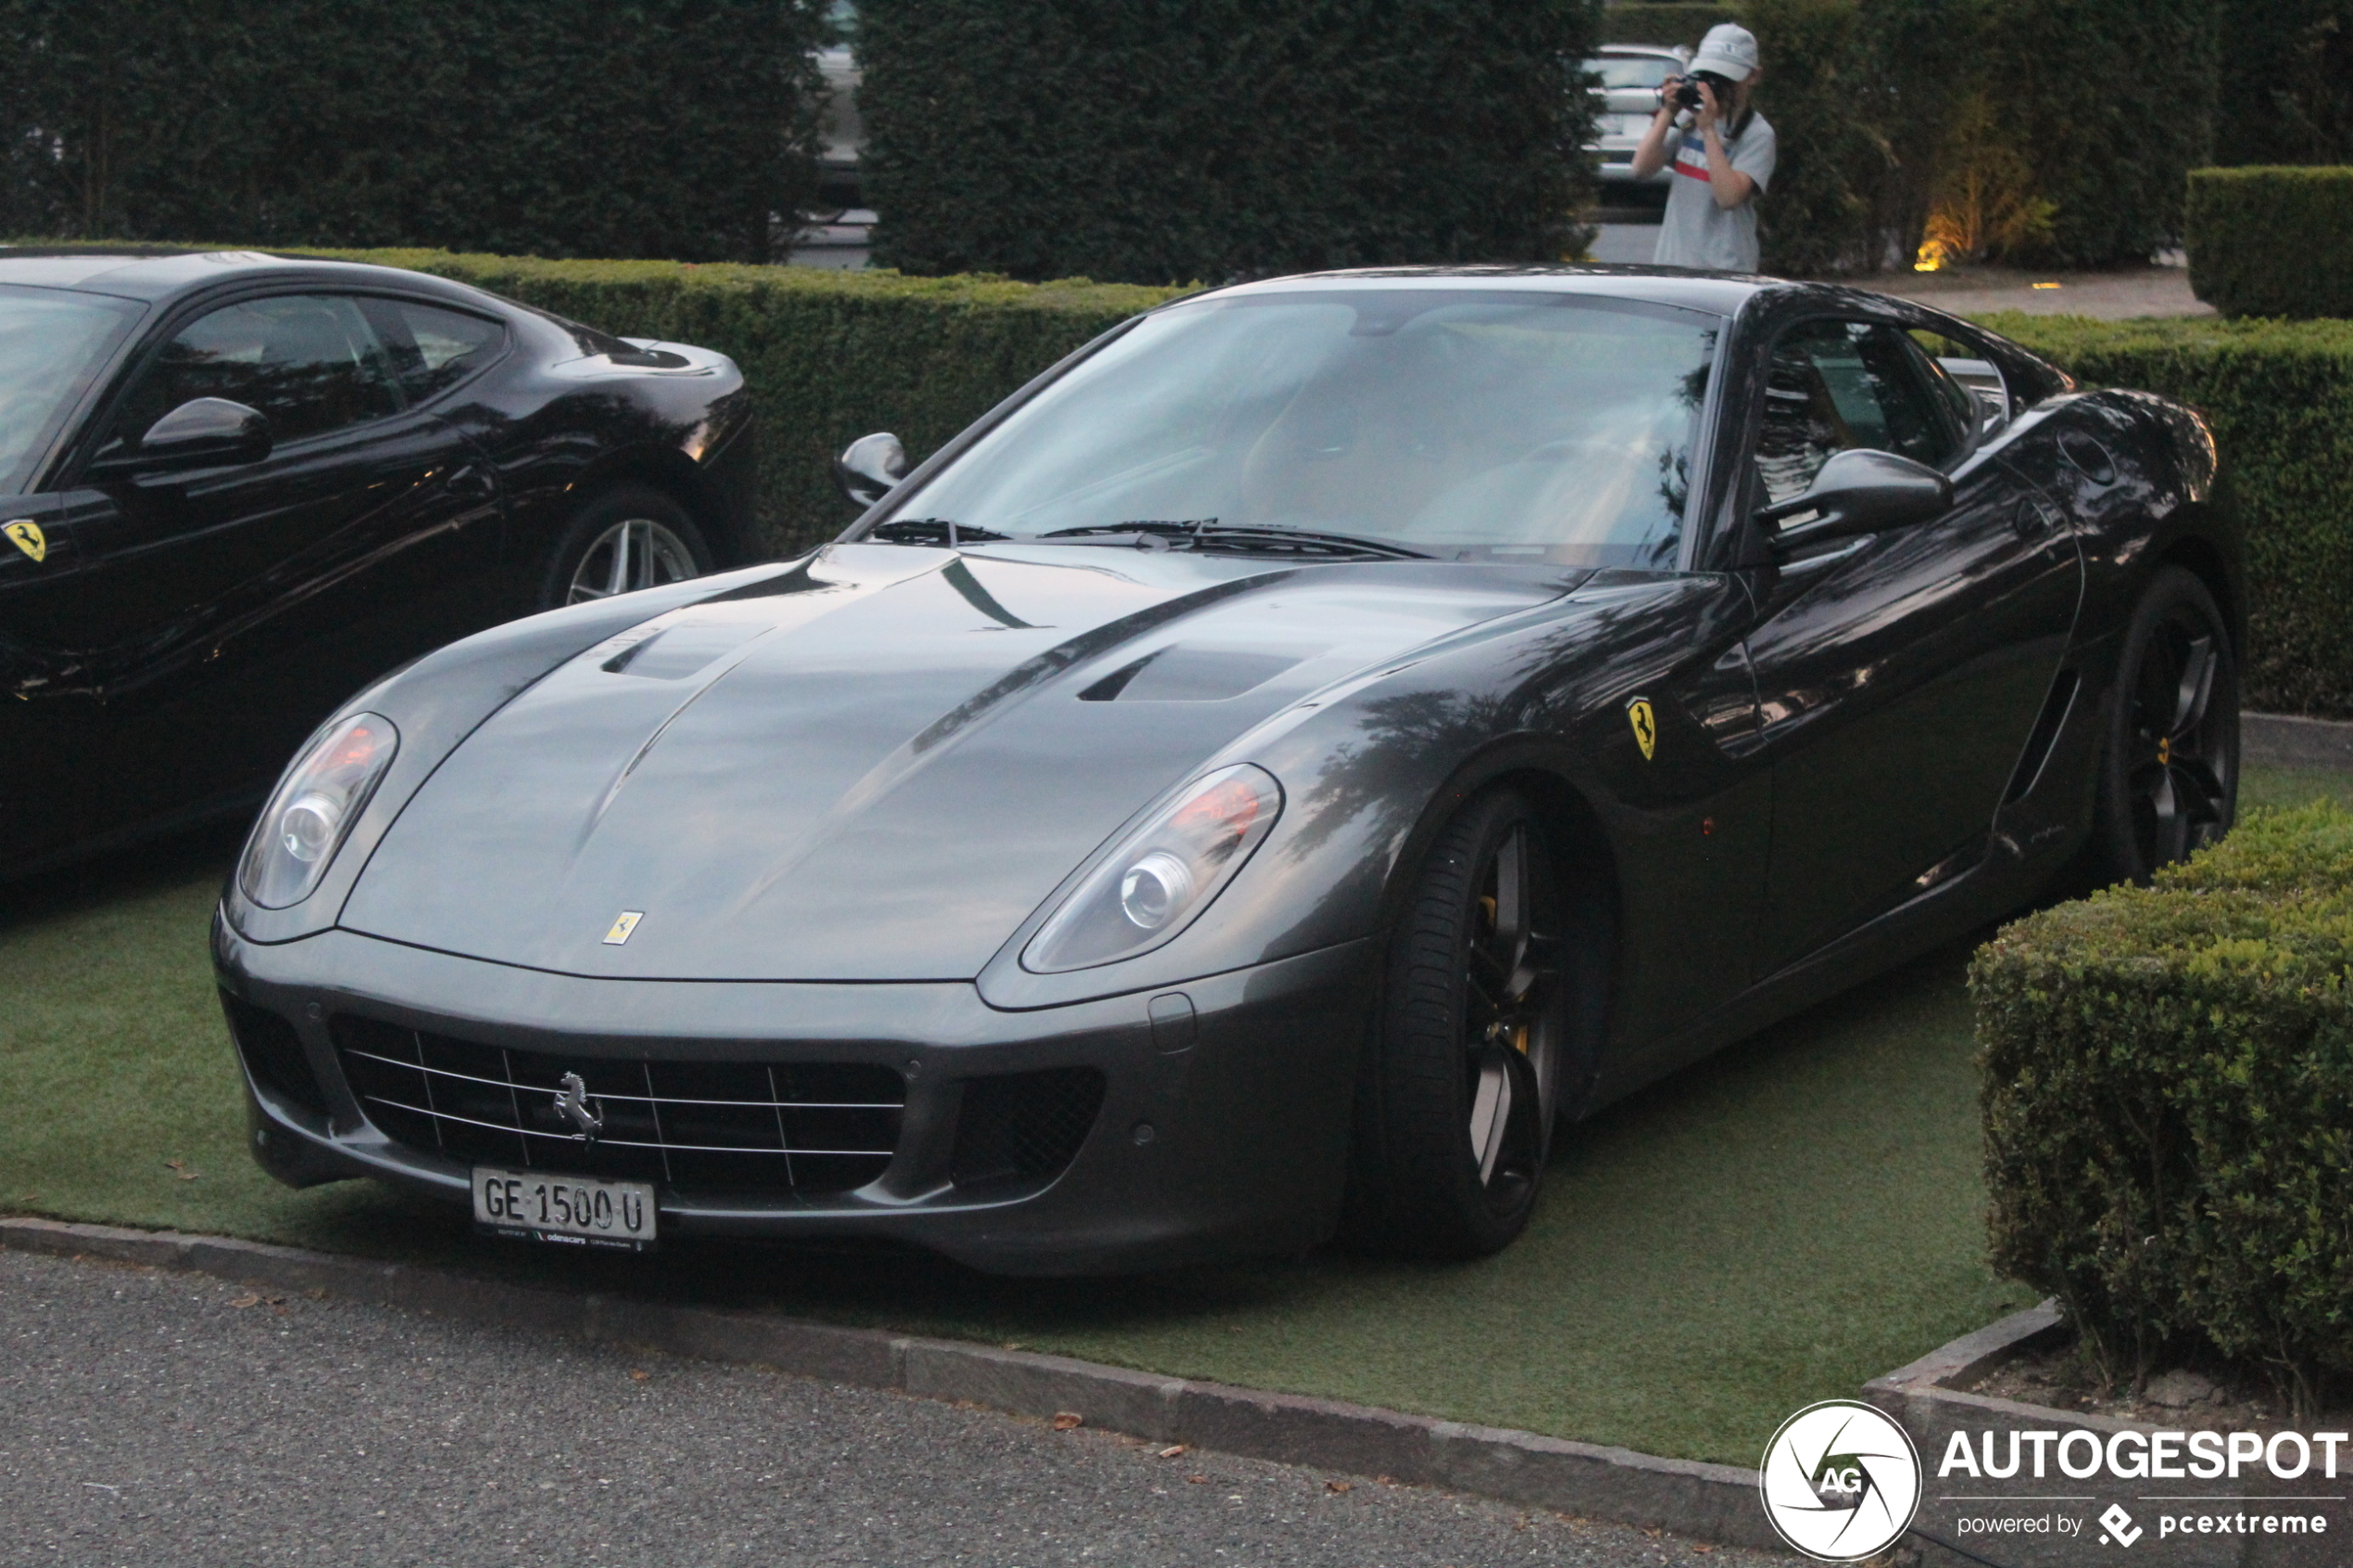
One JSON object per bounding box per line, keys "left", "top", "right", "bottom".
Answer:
{"left": 0, "top": 0, "right": 829, "bottom": 261}
{"left": 856, "top": 0, "right": 1602, "bottom": 285}
{"left": 1975, "top": 805, "right": 2353, "bottom": 1411}
{"left": 2214, "top": 0, "right": 2353, "bottom": 169}
{"left": 1993, "top": 312, "right": 2353, "bottom": 716}
{"left": 2186, "top": 167, "right": 2353, "bottom": 319}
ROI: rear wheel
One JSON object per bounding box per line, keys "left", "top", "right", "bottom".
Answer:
{"left": 2087, "top": 566, "right": 2238, "bottom": 884}
{"left": 536, "top": 484, "right": 712, "bottom": 610}
{"left": 1348, "top": 787, "right": 1567, "bottom": 1259}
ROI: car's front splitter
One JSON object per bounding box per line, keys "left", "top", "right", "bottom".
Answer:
{"left": 213, "top": 916, "right": 1373, "bottom": 1275}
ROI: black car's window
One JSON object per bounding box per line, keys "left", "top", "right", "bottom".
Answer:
{"left": 0, "top": 286, "right": 141, "bottom": 493}
{"left": 106, "top": 294, "right": 402, "bottom": 451}
{"left": 867, "top": 291, "right": 1723, "bottom": 571}
{"left": 1754, "top": 320, "right": 1957, "bottom": 505}
{"left": 360, "top": 298, "right": 504, "bottom": 404}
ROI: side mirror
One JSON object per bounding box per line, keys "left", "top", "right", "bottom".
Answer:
{"left": 833, "top": 432, "right": 906, "bottom": 508}
{"left": 1755, "top": 448, "right": 1953, "bottom": 555}
{"left": 92, "top": 397, "right": 273, "bottom": 475}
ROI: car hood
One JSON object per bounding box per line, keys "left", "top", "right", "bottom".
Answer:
{"left": 340, "top": 543, "right": 1572, "bottom": 981}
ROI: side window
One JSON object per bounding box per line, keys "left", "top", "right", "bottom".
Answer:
{"left": 361, "top": 299, "right": 504, "bottom": 405}
{"left": 107, "top": 294, "right": 401, "bottom": 451}
{"left": 1753, "top": 320, "right": 1958, "bottom": 504}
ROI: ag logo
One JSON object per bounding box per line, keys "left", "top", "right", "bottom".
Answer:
{"left": 1758, "top": 1400, "right": 1921, "bottom": 1562}
{"left": 2, "top": 519, "right": 44, "bottom": 562}
{"left": 1626, "top": 696, "right": 1658, "bottom": 761}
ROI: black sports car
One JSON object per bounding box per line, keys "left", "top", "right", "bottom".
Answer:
{"left": 212, "top": 268, "right": 2236, "bottom": 1274}
{"left": 0, "top": 248, "right": 758, "bottom": 876}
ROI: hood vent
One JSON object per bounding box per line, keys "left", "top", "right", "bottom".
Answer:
{"left": 1079, "top": 645, "right": 1320, "bottom": 703}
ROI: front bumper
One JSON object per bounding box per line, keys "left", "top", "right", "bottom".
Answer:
{"left": 213, "top": 915, "right": 1372, "bottom": 1275}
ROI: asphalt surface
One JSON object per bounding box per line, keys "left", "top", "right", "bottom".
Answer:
{"left": 0, "top": 1249, "right": 1785, "bottom": 1568}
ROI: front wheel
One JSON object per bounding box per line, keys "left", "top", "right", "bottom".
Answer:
{"left": 1346, "top": 787, "right": 1568, "bottom": 1259}
{"left": 2086, "top": 565, "right": 2239, "bottom": 885}
{"left": 536, "top": 484, "right": 713, "bottom": 611}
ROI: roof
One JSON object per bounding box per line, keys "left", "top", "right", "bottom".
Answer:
{"left": 0, "top": 248, "right": 484, "bottom": 306}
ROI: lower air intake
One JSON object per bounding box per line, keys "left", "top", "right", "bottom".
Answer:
{"left": 333, "top": 1016, "right": 903, "bottom": 1195}
{"left": 950, "top": 1067, "right": 1105, "bottom": 1188}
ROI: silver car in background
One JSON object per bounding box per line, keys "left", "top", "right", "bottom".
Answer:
{"left": 1585, "top": 44, "right": 1692, "bottom": 194}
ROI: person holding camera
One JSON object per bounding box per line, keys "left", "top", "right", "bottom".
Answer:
{"left": 1630, "top": 22, "right": 1776, "bottom": 272}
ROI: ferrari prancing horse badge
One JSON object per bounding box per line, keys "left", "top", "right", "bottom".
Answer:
{"left": 3, "top": 519, "right": 44, "bottom": 562}
{"left": 1627, "top": 697, "right": 1657, "bottom": 761}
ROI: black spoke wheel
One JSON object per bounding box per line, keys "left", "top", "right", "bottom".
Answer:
{"left": 535, "top": 483, "right": 713, "bottom": 612}
{"left": 2091, "top": 566, "right": 2238, "bottom": 885}
{"left": 1346, "top": 787, "right": 1567, "bottom": 1259}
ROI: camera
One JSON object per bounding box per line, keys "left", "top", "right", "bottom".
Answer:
{"left": 1670, "top": 69, "right": 1737, "bottom": 110}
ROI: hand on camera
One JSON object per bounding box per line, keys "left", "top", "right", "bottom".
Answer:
{"left": 1692, "top": 78, "right": 1722, "bottom": 131}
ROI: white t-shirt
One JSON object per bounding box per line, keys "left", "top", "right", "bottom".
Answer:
{"left": 1653, "top": 111, "right": 1777, "bottom": 273}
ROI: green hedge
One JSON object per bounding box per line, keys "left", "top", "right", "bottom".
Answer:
{"left": 1599, "top": 3, "right": 1738, "bottom": 45}
{"left": 2186, "top": 168, "right": 2353, "bottom": 319}
{"left": 308, "top": 251, "right": 1183, "bottom": 554}
{"left": 1974, "top": 804, "right": 2353, "bottom": 1409}
{"left": 2214, "top": 0, "right": 2353, "bottom": 168}
{"left": 855, "top": 0, "right": 1601, "bottom": 286}
{"left": 0, "top": 0, "right": 827, "bottom": 262}
{"left": 1990, "top": 313, "right": 2353, "bottom": 716}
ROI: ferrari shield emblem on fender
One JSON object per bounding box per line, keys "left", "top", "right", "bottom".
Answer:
{"left": 2, "top": 519, "right": 44, "bottom": 562}
{"left": 1627, "top": 697, "right": 1657, "bottom": 761}
{"left": 602, "top": 910, "right": 643, "bottom": 946}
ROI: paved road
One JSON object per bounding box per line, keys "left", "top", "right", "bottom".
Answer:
{"left": 0, "top": 1250, "right": 1782, "bottom": 1567}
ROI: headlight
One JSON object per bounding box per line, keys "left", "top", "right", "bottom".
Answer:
{"left": 1023, "top": 764, "right": 1282, "bottom": 972}
{"left": 237, "top": 713, "right": 398, "bottom": 909}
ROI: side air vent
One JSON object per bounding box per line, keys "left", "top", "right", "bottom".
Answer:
{"left": 2004, "top": 668, "right": 2081, "bottom": 805}
{"left": 950, "top": 1068, "right": 1106, "bottom": 1188}
{"left": 221, "top": 993, "right": 330, "bottom": 1118}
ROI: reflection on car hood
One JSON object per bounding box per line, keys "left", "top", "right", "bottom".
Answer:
{"left": 340, "top": 543, "right": 1571, "bottom": 981}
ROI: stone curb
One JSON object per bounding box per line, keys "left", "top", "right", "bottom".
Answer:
{"left": 2245, "top": 711, "right": 2353, "bottom": 772}
{"left": 0, "top": 1215, "right": 1780, "bottom": 1553}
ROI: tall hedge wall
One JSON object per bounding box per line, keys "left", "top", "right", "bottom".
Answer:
{"left": 2214, "top": 0, "right": 2353, "bottom": 169}
{"left": 0, "top": 0, "right": 828, "bottom": 261}
{"left": 1975, "top": 804, "right": 2353, "bottom": 1406}
{"left": 1600, "top": 3, "right": 1739, "bottom": 44}
{"left": 1994, "top": 312, "right": 2353, "bottom": 717}
{"left": 856, "top": 0, "right": 1602, "bottom": 286}
{"left": 2185, "top": 167, "right": 2353, "bottom": 319}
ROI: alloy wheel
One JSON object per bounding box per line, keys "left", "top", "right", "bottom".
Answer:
{"left": 566, "top": 518, "right": 701, "bottom": 604}
{"left": 1460, "top": 822, "right": 1561, "bottom": 1210}
{"left": 2124, "top": 604, "right": 2233, "bottom": 870}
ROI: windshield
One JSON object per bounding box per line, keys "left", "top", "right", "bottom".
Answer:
{"left": 1589, "top": 55, "right": 1682, "bottom": 90}
{"left": 864, "top": 290, "right": 1720, "bottom": 570}
{"left": 0, "top": 285, "right": 140, "bottom": 492}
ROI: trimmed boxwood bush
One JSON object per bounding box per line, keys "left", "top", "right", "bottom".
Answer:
{"left": 1990, "top": 312, "right": 2353, "bottom": 718}
{"left": 854, "top": 0, "right": 1602, "bottom": 286}
{"left": 1974, "top": 804, "right": 2353, "bottom": 1411}
{"left": 2186, "top": 167, "right": 2353, "bottom": 319}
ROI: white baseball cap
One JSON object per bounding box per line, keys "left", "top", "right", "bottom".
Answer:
{"left": 1689, "top": 22, "right": 1760, "bottom": 82}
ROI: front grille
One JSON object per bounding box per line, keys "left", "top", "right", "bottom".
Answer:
{"left": 222, "top": 994, "right": 328, "bottom": 1117}
{"left": 333, "top": 1016, "right": 903, "bottom": 1195}
{"left": 951, "top": 1068, "right": 1105, "bottom": 1188}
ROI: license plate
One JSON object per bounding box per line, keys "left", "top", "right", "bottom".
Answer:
{"left": 472, "top": 1166, "right": 656, "bottom": 1252}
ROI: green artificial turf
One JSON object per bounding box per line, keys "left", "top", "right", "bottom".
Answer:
{"left": 35, "top": 775, "right": 2322, "bottom": 1465}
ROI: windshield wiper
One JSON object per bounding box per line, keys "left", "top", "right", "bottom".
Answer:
{"left": 1035, "top": 520, "right": 1429, "bottom": 560}
{"left": 868, "top": 518, "right": 1011, "bottom": 546}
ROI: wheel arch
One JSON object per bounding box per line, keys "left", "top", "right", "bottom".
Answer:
{"left": 2153, "top": 520, "right": 2245, "bottom": 663}
{"left": 561, "top": 443, "right": 758, "bottom": 568}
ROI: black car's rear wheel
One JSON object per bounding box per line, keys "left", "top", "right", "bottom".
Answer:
{"left": 2089, "top": 565, "right": 2238, "bottom": 884}
{"left": 1348, "top": 787, "right": 1567, "bottom": 1259}
{"left": 536, "top": 484, "right": 713, "bottom": 610}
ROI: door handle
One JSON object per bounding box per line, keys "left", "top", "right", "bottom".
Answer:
{"left": 448, "top": 465, "right": 497, "bottom": 501}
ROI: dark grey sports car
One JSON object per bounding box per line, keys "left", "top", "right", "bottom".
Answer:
{"left": 213, "top": 268, "right": 2236, "bottom": 1273}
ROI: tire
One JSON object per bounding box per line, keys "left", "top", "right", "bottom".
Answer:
{"left": 1345, "top": 787, "right": 1570, "bottom": 1260}
{"left": 2085, "top": 565, "right": 2239, "bottom": 886}
{"left": 535, "top": 484, "right": 714, "bottom": 611}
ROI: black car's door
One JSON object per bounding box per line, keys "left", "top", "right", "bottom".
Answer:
{"left": 1739, "top": 318, "right": 2081, "bottom": 975}
{"left": 48, "top": 291, "right": 506, "bottom": 828}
